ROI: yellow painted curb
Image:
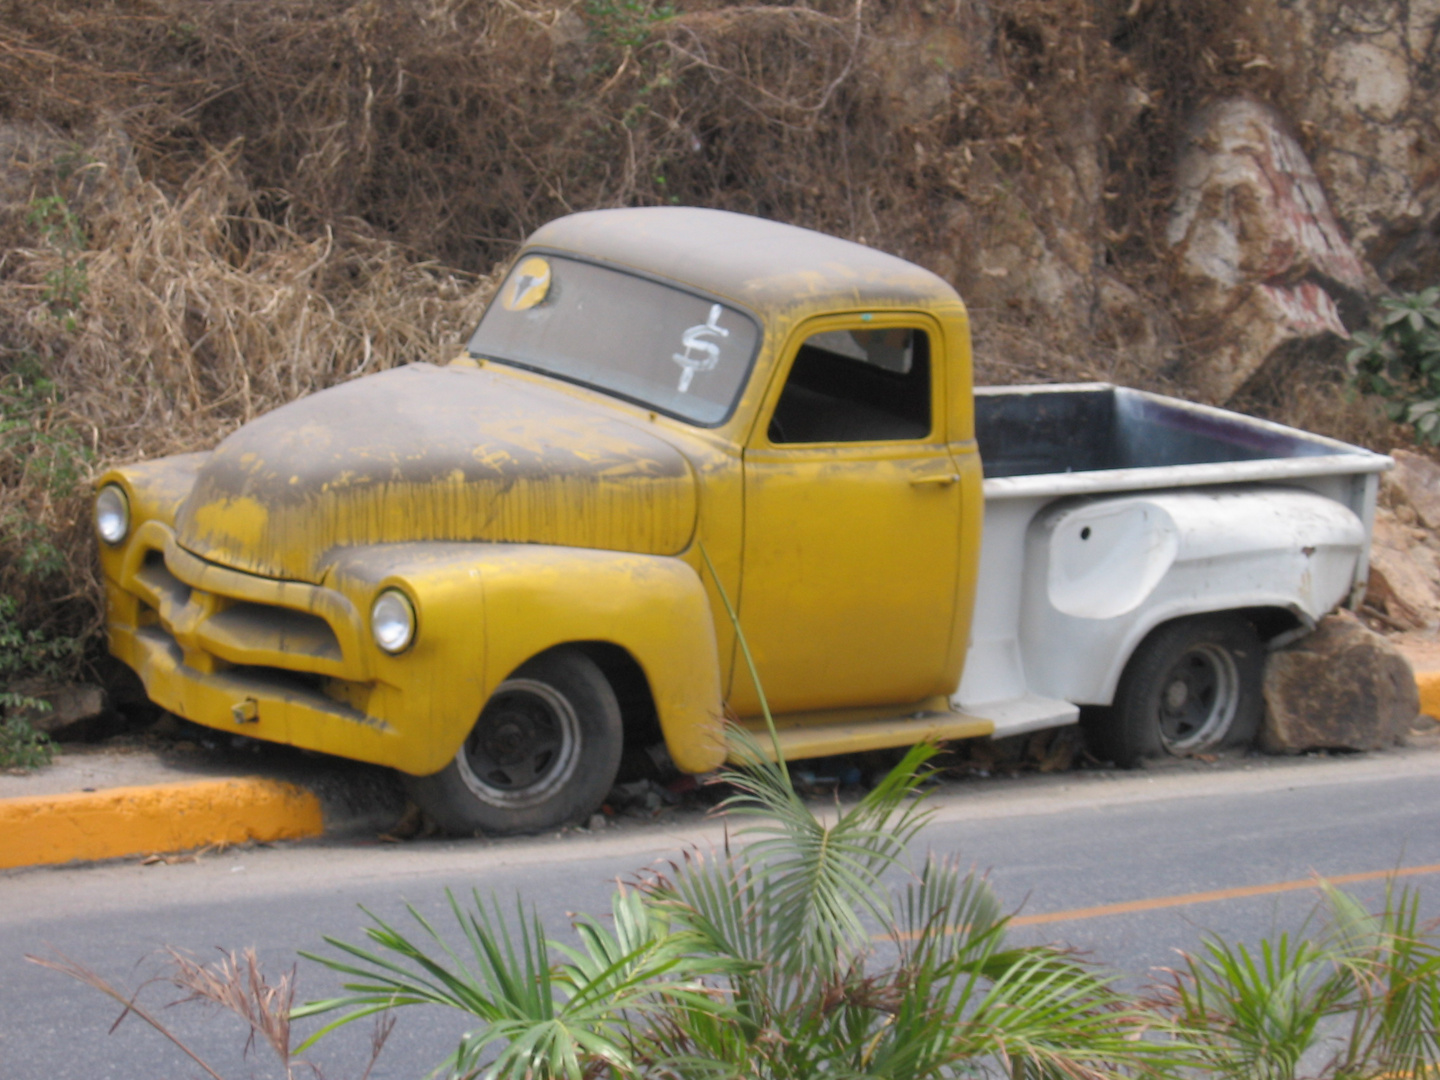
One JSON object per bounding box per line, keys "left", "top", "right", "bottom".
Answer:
{"left": 0, "top": 777, "right": 324, "bottom": 870}
{"left": 1418, "top": 671, "right": 1440, "bottom": 721}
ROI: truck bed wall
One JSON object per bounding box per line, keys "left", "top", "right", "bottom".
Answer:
{"left": 976, "top": 384, "right": 1343, "bottom": 480}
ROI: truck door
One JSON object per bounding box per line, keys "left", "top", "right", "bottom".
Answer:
{"left": 733, "top": 315, "right": 963, "bottom": 717}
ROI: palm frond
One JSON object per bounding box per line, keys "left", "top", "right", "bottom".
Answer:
{"left": 1320, "top": 880, "right": 1440, "bottom": 1079}
{"left": 1167, "top": 930, "right": 1345, "bottom": 1080}
{"left": 720, "top": 729, "right": 938, "bottom": 979}
{"left": 894, "top": 854, "right": 1007, "bottom": 972}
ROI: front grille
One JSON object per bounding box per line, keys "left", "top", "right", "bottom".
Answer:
{"left": 120, "top": 526, "right": 365, "bottom": 682}
{"left": 136, "top": 549, "right": 190, "bottom": 610}
{"left": 202, "top": 602, "right": 344, "bottom": 665}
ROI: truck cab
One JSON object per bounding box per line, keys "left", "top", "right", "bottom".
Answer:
{"left": 94, "top": 207, "right": 1389, "bottom": 834}
{"left": 95, "top": 208, "right": 989, "bottom": 833}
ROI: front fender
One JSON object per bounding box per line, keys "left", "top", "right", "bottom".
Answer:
{"left": 324, "top": 543, "right": 724, "bottom": 776}
{"left": 95, "top": 453, "right": 211, "bottom": 584}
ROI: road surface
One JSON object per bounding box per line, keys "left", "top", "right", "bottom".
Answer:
{"left": 3, "top": 745, "right": 1438, "bottom": 1079}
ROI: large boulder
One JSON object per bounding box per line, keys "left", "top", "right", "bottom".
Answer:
{"left": 1261, "top": 611, "right": 1417, "bottom": 752}
{"left": 1166, "top": 99, "right": 1375, "bottom": 402}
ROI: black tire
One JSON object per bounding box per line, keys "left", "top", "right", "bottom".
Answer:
{"left": 405, "top": 648, "right": 623, "bottom": 835}
{"left": 1085, "top": 615, "right": 1265, "bottom": 768}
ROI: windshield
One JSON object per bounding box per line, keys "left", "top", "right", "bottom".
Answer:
{"left": 467, "top": 255, "right": 761, "bottom": 426}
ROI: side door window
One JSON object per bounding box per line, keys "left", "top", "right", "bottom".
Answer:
{"left": 767, "top": 327, "right": 931, "bottom": 444}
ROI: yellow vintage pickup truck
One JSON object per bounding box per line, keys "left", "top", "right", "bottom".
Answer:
{"left": 95, "top": 208, "right": 1389, "bottom": 832}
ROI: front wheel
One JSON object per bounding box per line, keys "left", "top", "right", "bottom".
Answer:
{"left": 1084, "top": 615, "right": 1265, "bottom": 768}
{"left": 405, "top": 648, "right": 623, "bottom": 835}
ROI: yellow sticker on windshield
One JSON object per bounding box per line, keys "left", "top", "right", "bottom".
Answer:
{"left": 503, "top": 257, "right": 552, "bottom": 311}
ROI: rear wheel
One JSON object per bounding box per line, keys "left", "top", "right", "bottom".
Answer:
{"left": 1085, "top": 615, "right": 1265, "bottom": 768}
{"left": 405, "top": 648, "right": 623, "bottom": 835}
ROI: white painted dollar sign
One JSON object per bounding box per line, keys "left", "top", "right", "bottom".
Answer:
{"left": 672, "top": 304, "right": 730, "bottom": 392}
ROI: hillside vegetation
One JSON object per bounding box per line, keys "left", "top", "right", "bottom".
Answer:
{"left": 0, "top": 0, "right": 1428, "bottom": 680}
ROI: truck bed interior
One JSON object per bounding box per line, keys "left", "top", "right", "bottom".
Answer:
{"left": 974, "top": 384, "right": 1342, "bottom": 480}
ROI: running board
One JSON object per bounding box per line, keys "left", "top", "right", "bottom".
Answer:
{"left": 729, "top": 709, "right": 994, "bottom": 763}
{"left": 951, "top": 692, "right": 1080, "bottom": 740}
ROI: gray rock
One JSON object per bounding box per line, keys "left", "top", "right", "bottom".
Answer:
{"left": 1261, "top": 611, "right": 1417, "bottom": 753}
{"left": 11, "top": 683, "right": 109, "bottom": 738}
{"left": 1386, "top": 450, "right": 1440, "bottom": 532}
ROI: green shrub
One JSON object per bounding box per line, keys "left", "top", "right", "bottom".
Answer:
{"left": 582, "top": 0, "right": 675, "bottom": 51}
{"left": 0, "top": 594, "right": 83, "bottom": 687}
{"left": 0, "top": 716, "right": 54, "bottom": 769}
{"left": 293, "top": 739, "right": 1169, "bottom": 1080}
{"left": 0, "top": 593, "right": 80, "bottom": 767}
{"left": 25, "top": 194, "right": 89, "bottom": 331}
{"left": 1164, "top": 881, "right": 1440, "bottom": 1080}
{"left": 1347, "top": 287, "right": 1440, "bottom": 444}
{"left": 0, "top": 354, "right": 93, "bottom": 508}
{"left": 0, "top": 350, "right": 96, "bottom": 667}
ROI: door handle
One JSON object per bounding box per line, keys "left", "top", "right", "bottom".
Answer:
{"left": 910, "top": 472, "right": 960, "bottom": 487}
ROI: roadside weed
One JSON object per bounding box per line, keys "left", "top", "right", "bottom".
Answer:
{"left": 28, "top": 947, "right": 392, "bottom": 1080}
{"left": 26, "top": 194, "right": 89, "bottom": 331}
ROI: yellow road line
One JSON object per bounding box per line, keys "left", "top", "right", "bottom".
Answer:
{"left": 0, "top": 778, "right": 324, "bottom": 870}
{"left": 1010, "top": 863, "right": 1440, "bottom": 927}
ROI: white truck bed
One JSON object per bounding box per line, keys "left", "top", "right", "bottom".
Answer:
{"left": 955, "top": 383, "right": 1392, "bottom": 739}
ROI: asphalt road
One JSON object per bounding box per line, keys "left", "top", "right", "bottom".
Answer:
{"left": 3, "top": 745, "right": 1439, "bottom": 1079}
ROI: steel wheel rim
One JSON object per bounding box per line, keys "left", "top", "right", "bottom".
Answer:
{"left": 1156, "top": 643, "right": 1239, "bottom": 754}
{"left": 456, "top": 678, "right": 582, "bottom": 808}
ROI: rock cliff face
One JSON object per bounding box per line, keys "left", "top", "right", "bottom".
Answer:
{"left": 942, "top": 0, "right": 1437, "bottom": 401}
{"left": 1165, "top": 99, "right": 1376, "bottom": 401}
{"left": 806, "top": 0, "right": 1438, "bottom": 410}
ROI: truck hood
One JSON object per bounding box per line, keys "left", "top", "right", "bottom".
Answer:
{"left": 174, "top": 364, "right": 698, "bottom": 583}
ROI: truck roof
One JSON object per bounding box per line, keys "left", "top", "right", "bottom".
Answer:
{"left": 525, "top": 207, "right": 963, "bottom": 318}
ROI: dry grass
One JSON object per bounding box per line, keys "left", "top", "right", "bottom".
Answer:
{"left": 27, "top": 945, "right": 394, "bottom": 1079}
{"left": 0, "top": 131, "right": 494, "bottom": 656}
{"left": 0, "top": 0, "right": 1401, "bottom": 679}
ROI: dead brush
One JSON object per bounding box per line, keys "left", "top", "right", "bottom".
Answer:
{"left": 0, "top": 137, "right": 496, "bottom": 649}
{"left": 34, "top": 143, "right": 496, "bottom": 456}
{"left": 0, "top": 0, "right": 1406, "bottom": 673}
{"left": 26, "top": 945, "right": 395, "bottom": 1080}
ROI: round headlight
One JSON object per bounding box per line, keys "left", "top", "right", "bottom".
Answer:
{"left": 371, "top": 589, "right": 416, "bottom": 654}
{"left": 95, "top": 484, "right": 130, "bottom": 545}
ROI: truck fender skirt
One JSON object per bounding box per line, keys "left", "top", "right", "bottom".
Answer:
{"left": 1018, "top": 488, "right": 1365, "bottom": 705}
